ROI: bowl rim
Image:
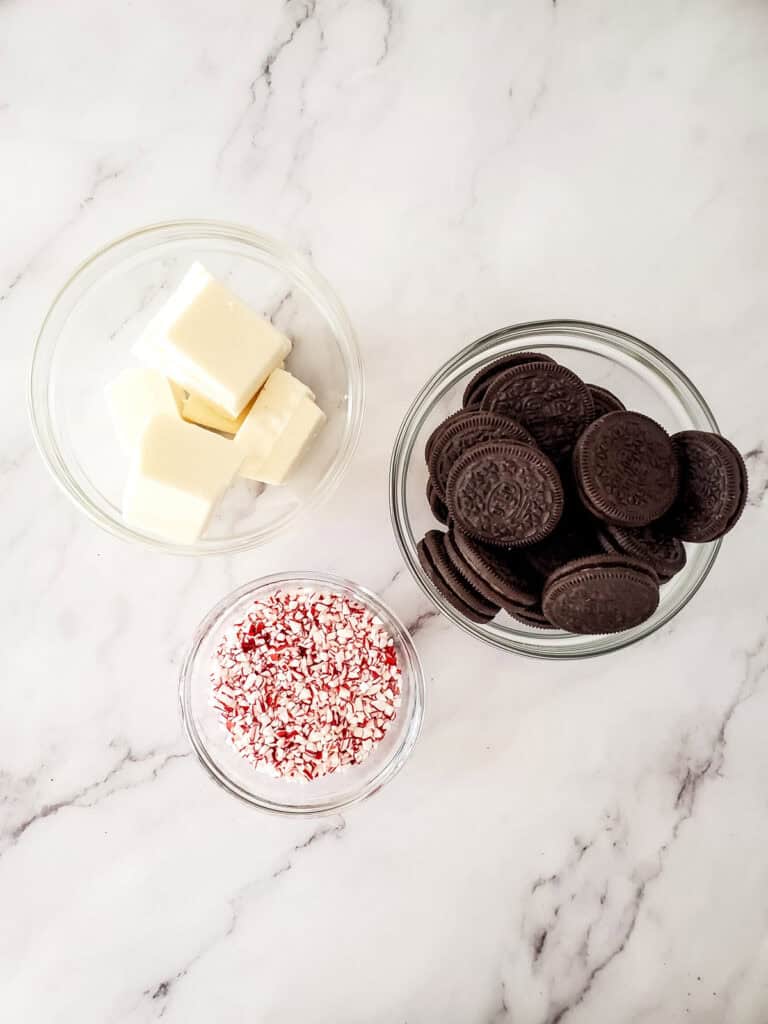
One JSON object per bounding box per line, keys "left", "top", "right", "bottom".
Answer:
{"left": 178, "top": 571, "right": 426, "bottom": 815}
{"left": 389, "top": 318, "right": 722, "bottom": 659}
{"left": 27, "top": 219, "right": 364, "bottom": 555}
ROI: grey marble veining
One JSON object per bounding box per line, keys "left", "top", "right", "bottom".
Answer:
{"left": 2, "top": 1, "right": 768, "bottom": 1021}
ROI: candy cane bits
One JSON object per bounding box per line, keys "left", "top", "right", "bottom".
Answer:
{"left": 210, "top": 590, "right": 402, "bottom": 780}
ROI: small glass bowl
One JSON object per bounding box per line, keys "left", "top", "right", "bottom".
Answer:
{"left": 28, "top": 220, "right": 363, "bottom": 555}
{"left": 179, "top": 573, "right": 425, "bottom": 814}
{"left": 390, "top": 320, "right": 722, "bottom": 659}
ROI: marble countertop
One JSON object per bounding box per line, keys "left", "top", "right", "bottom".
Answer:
{"left": 3, "top": 1, "right": 768, "bottom": 1021}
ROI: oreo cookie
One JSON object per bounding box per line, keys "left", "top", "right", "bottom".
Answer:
{"left": 482, "top": 361, "right": 594, "bottom": 460}
{"left": 444, "top": 531, "right": 515, "bottom": 607}
{"left": 597, "top": 522, "right": 686, "bottom": 582}
{"left": 665, "top": 431, "right": 748, "bottom": 542}
{"left": 446, "top": 441, "right": 564, "bottom": 548}
{"left": 417, "top": 530, "right": 499, "bottom": 623}
{"left": 573, "top": 411, "right": 679, "bottom": 526}
{"left": 588, "top": 384, "right": 626, "bottom": 420}
{"left": 424, "top": 410, "right": 471, "bottom": 466}
{"left": 462, "top": 351, "right": 557, "bottom": 408}
{"left": 428, "top": 411, "right": 536, "bottom": 500}
{"left": 427, "top": 479, "right": 449, "bottom": 525}
{"left": 542, "top": 554, "right": 659, "bottom": 634}
{"left": 450, "top": 529, "right": 539, "bottom": 608}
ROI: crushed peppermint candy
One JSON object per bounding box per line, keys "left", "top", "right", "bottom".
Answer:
{"left": 210, "top": 589, "right": 402, "bottom": 781}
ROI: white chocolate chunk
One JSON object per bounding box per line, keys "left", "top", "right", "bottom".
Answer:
{"left": 242, "top": 397, "right": 326, "bottom": 485}
{"left": 123, "top": 415, "right": 242, "bottom": 542}
{"left": 237, "top": 369, "right": 315, "bottom": 476}
{"left": 132, "top": 262, "right": 291, "bottom": 417}
{"left": 105, "top": 368, "right": 182, "bottom": 454}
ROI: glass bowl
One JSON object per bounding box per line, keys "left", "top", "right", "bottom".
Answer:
{"left": 28, "top": 220, "right": 363, "bottom": 554}
{"left": 390, "top": 320, "right": 721, "bottom": 659}
{"left": 179, "top": 573, "right": 425, "bottom": 814}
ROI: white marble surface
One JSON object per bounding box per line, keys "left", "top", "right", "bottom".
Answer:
{"left": 2, "top": 1, "right": 768, "bottom": 1020}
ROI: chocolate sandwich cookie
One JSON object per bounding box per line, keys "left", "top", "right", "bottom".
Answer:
{"left": 417, "top": 530, "right": 499, "bottom": 623}
{"left": 573, "top": 411, "right": 679, "bottom": 527}
{"left": 425, "top": 410, "right": 471, "bottom": 466}
{"left": 451, "top": 529, "right": 539, "bottom": 608}
{"left": 443, "top": 530, "right": 511, "bottom": 606}
{"left": 482, "top": 361, "right": 594, "bottom": 460}
{"left": 446, "top": 441, "right": 564, "bottom": 548}
{"left": 462, "top": 352, "right": 557, "bottom": 409}
{"left": 587, "top": 384, "right": 626, "bottom": 420}
{"left": 427, "top": 479, "right": 449, "bottom": 525}
{"left": 428, "top": 411, "right": 535, "bottom": 500}
{"left": 542, "top": 554, "right": 659, "bottom": 634}
{"left": 446, "top": 530, "right": 539, "bottom": 609}
{"left": 597, "top": 522, "right": 686, "bottom": 582}
{"left": 665, "top": 431, "right": 748, "bottom": 543}
{"left": 543, "top": 552, "right": 657, "bottom": 589}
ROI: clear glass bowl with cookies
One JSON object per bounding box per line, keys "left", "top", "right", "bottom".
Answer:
{"left": 390, "top": 320, "right": 747, "bottom": 658}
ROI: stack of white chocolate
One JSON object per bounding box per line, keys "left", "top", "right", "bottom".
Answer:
{"left": 105, "top": 262, "right": 325, "bottom": 543}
